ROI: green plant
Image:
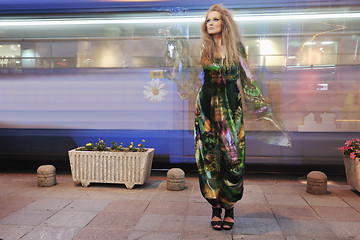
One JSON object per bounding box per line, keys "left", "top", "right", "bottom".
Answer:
{"left": 128, "top": 142, "right": 135, "bottom": 152}
{"left": 110, "top": 141, "right": 119, "bottom": 150}
{"left": 95, "top": 139, "right": 107, "bottom": 151}
{"left": 119, "top": 142, "right": 124, "bottom": 151}
{"left": 138, "top": 139, "right": 146, "bottom": 151}
{"left": 83, "top": 143, "right": 95, "bottom": 151}
{"left": 77, "top": 139, "right": 147, "bottom": 152}
{"left": 338, "top": 138, "right": 360, "bottom": 159}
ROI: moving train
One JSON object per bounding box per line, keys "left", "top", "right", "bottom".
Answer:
{"left": 0, "top": 0, "right": 359, "bottom": 170}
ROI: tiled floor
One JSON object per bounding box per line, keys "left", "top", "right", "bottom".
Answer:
{"left": 0, "top": 172, "right": 359, "bottom": 240}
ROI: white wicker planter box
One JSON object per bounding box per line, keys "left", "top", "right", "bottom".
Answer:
{"left": 344, "top": 157, "right": 360, "bottom": 192}
{"left": 68, "top": 148, "right": 154, "bottom": 189}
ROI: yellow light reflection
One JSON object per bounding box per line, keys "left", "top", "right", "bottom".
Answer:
{"left": 258, "top": 39, "right": 284, "bottom": 66}
{"left": 300, "top": 22, "right": 346, "bottom": 52}
{"left": 259, "top": 40, "right": 273, "bottom": 55}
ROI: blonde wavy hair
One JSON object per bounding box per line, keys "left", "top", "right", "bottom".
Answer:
{"left": 201, "top": 4, "right": 241, "bottom": 66}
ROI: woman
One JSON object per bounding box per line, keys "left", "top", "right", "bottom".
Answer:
{"left": 194, "top": 4, "right": 290, "bottom": 230}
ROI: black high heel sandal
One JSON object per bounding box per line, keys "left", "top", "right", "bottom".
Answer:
{"left": 223, "top": 208, "right": 234, "bottom": 230}
{"left": 211, "top": 207, "right": 223, "bottom": 230}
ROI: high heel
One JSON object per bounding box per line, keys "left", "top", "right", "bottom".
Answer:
{"left": 223, "top": 207, "right": 234, "bottom": 230}
{"left": 211, "top": 207, "right": 223, "bottom": 230}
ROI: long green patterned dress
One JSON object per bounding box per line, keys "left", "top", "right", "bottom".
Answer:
{"left": 194, "top": 45, "right": 290, "bottom": 209}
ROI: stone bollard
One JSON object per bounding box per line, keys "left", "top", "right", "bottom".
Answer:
{"left": 167, "top": 168, "right": 185, "bottom": 191}
{"left": 306, "top": 171, "right": 327, "bottom": 195}
{"left": 37, "top": 165, "right": 56, "bottom": 187}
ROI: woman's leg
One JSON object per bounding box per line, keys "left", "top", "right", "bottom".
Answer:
{"left": 211, "top": 205, "right": 223, "bottom": 230}
{"left": 223, "top": 207, "right": 234, "bottom": 230}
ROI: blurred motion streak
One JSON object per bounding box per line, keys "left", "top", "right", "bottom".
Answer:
{"left": 0, "top": 0, "right": 359, "bottom": 167}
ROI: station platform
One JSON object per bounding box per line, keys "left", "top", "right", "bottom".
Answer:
{"left": 0, "top": 170, "right": 359, "bottom": 240}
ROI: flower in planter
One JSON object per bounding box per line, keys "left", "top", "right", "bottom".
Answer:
{"left": 138, "top": 139, "right": 146, "bottom": 151}
{"left": 338, "top": 138, "right": 360, "bottom": 159}
{"left": 77, "top": 139, "right": 147, "bottom": 152}
{"left": 95, "top": 139, "right": 107, "bottom": 151}
{"left": 83, "top": 143, "right": 95, "bottom": 151}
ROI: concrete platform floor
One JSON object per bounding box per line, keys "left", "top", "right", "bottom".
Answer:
{"left": 0, "top": 171, "right": 359, "bottom": 240}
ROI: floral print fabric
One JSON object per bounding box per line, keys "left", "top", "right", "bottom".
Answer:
{"left": 194, "top": 57, "right": 245, "bottom": 209}
{"left": 194, "top": 43, "right": 290, "bottom": 209}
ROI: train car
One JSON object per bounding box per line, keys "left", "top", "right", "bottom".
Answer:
{"left": 0, "top": 0, "right": 359, "bottom": 170}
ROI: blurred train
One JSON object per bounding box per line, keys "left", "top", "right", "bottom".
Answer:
{"left": 0, "top": 0, "right": 359, "bottom": 170}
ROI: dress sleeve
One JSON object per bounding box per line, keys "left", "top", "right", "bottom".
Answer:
{"left": 237, "top": 42, "right": 291, "bottom": 147}
{"left": 161, "top": 29, "right": 202, "bottom": 99}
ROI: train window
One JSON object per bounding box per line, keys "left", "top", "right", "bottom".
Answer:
{"left": 1, "top": 9, "right": 359, "bottom": 70}
{"left": 245, "top": 37, "right": 286, "bottom": 68}
{"left": 285, "top": 40, "right": 338, "bottom": 68}
{"left": 0, "top": 44, "right": 21, "bottom": 68}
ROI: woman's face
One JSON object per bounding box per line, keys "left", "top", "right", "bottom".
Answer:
{"left": 206, "top": 11, "right": 223, "bottom": 35}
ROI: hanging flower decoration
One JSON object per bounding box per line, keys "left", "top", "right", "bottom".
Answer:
{"left": 143, "top": 78, "right": 168, "bottom": 103}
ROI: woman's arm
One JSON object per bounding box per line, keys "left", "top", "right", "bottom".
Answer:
{"left": 237, "top": 42, "right": 291, "bottom": 147}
